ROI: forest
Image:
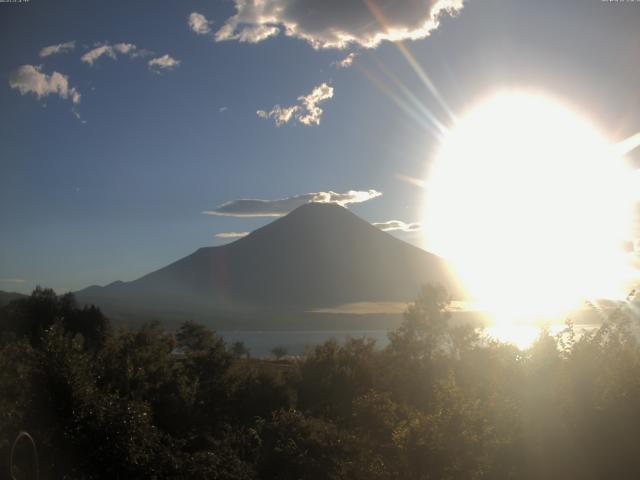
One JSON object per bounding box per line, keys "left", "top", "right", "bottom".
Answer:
{"left": 2, "top": 285, "right": 640, "bottom": 479}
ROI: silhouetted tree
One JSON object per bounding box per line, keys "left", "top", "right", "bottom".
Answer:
{"left": 0, "top": 287, "right": 109, "bottom": 350}
{"left": 271, "top": 346, "right": 288, "bottom": 360}
{"left": 295, "top": 338, "right": 377, "bottom": 419}
{"left": 3, "top": 283, "right": 640, "bottom": 478}
{"left": 231, "top": 340, "right": 250, "bottom": 359}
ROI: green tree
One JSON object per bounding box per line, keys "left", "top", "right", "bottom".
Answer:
{"left": 257, "top": 410, "right": 352, "bottom": 480}
{"left": 176, "top": 321, "right": 233, "bottom": 430}
{"left": 296, "top": 338, "right": 377, "bottom": 420}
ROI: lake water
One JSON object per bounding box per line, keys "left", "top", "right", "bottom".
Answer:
{"left": 219, "top": 330, "right": 391, "bottom": 357}
{"left": 219, "top": 323, "right": 604, "bottom": 357}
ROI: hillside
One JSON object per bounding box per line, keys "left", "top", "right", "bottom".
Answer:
{"left": 0, "top": 290, "right": 27, "bottom": 308}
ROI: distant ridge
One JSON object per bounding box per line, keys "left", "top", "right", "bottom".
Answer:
{"left": 76, "top": 203, "right": 460, "bottom": 326}
{"left": 0, "top": 290, "right": 27, "bottom": 307}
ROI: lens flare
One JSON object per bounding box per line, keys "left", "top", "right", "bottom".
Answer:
{"left": 425, "top": 92, "right": 637, "bottom": 332}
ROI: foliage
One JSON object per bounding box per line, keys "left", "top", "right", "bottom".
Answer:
{"left": 3, "top": 285, "right": 640, "bottom": 478}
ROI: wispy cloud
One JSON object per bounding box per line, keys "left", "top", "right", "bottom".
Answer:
{"left": 311, "top": 301, "right": 409, "bottom": 315}
{"left": 40, "top": 41, "right": 76, "bottom": 57}
{"left": 215, "top": 231, "right": 250, "bottom": 239}
{"left": 297, "top": 83, "right": 334, "bottom": 125}
{"left": 334, "top": 52, "right": 356, "bottom": 68}
{"left": 9, "top": 65, "right": 81, "bottom": 105}
{"left": 204, "top": 190, "right": 382, "bottom": 217}
{"left": 257, "top": 83, "right": 334, "bottom": 126}
{"left": 81, "top": 43, "right": 148, "bottom": 66}
{"left": 188, "top": 12, "right": 213, "bottom": 35}
{"left": 372, "top": 220, "right": 422, "bottom": 232}
{"left": 257, "top": 105, "right": 299, "bottom": 127}
{"left": 215, "top": 0, "right": 465, "bottom": 49}
{"left": 0, "top": 278, "right": 26, "bottom": 284}
{"left": 148, "top": 54, "right": 181, "bottom": 72}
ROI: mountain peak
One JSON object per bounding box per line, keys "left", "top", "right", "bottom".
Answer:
{"left": 292, "top": 201, "right": 348, "bottom": 211}
{"left": 77, "top": 203, "right": 458, "bottom": 319}
{"left": 284, "top": 201, "right": 353, "bottom": 220}
{"left": 233, "top": 200, "right": 376, "bottom": 248}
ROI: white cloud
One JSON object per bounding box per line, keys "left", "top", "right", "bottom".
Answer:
{"left": 9, "top": 65, "right": 80, "bottom": 104}
{"left": 189, "top": 12, "right": 213, "bottom": 35}
{"left": 313, "top": 190, "right": 382, "bottom": 205}
{"left": 372, "top": 220, "right": 422, "bottom": 232}
{"left": 215, "top": 0, "right": 464, "bottom": 49}
{"left": 204, "top": 190, "right": 382, "bottom": 217}
{"left": 70, "top": 88, "right": 81, "bottom": 104}
{"left": 334, "top": 52, "right": 356, "bottom": 68}
{"left": 215, "top": 231, "right": 250, "bottom": 239}
{"left": 257, "top": 82, "right": 333, "bottom": 126}
{"left": 81, "top": 45, "right": 113, "bottom": 65}
{"left": 297, "top": 83, "right": 333, "bottom": 125}
{"left": 9, "top": 65, "right": 83, "bottom": 121}
{"left": 148, "top": 54, "right": 181, "bottom": 72}
{"left": 81, "top": 42, "right": 147, "bottom": 65}
{"left": 39, "top": 41, "right": 76, "bottom": 57}
{"left": 113, "top": 43, "right": 138, "bottom": 55}
{"left": 257, "top": 105, "right": 299, "bottom": 126}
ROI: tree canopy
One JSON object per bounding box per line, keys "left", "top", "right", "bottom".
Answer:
{"left": 2, "top": 285, "right": 640, "bottom": 478}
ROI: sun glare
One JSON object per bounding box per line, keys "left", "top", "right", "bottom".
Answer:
{"left": 425, "top": 92, "right": 637, "bottom": 342}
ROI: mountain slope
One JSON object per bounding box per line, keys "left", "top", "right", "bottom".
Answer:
{"left": 0, "top": 290, "right": 27, "bottom": 308}
{"left": 76, "top": 203, "right": 459, "bottom": 320}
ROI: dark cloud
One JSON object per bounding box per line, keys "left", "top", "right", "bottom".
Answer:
{"left": 216, "top": 0, "right": 465, "bottom": 49}
{"left": 203, "top": 190, "right": 382, "bottom": 217}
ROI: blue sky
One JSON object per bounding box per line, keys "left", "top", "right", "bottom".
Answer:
{"left": 1, "top": 0, "right": 639, "bottom": 294}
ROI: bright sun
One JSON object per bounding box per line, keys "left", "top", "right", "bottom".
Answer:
{"left": 425, "top": 92, "right": 637, "bottom": 340}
